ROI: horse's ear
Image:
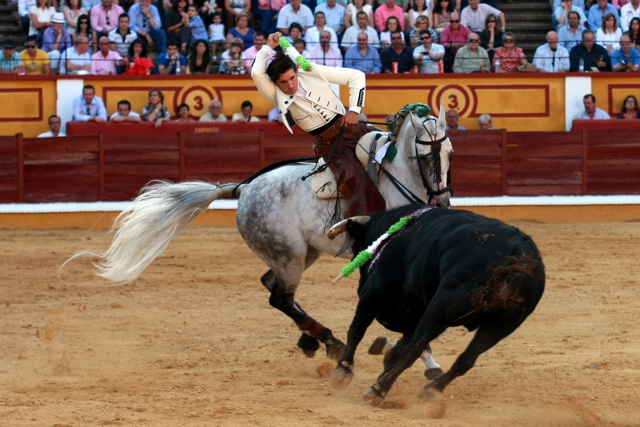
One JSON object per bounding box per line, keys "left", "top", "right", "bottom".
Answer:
{"left": 438, "top": 105, "right": 446, "bottom": 130}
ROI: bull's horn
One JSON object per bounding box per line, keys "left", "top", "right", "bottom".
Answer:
{"left": 327, "top": 216, "right": 371, "bottom": 239}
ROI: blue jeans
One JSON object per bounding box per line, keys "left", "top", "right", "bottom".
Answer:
{"left": 148, "top": 28, "right": 167, "bottom": 55}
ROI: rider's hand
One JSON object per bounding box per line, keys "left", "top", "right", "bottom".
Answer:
{"left": 342, "top": 111, "right": 359, "bottom": 128}
{"left": 267, "top": 32, "right": 281, "bottom": 49}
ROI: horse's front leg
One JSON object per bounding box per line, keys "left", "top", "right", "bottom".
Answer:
{"left": 261, "top": 270, "right": 345, "bottom": 361}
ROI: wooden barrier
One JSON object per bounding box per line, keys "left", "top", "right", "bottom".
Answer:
{"left": 1, "top": 128, "right": 639, "bottom": 204}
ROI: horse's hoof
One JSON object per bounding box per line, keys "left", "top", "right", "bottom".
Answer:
{"left": 417, "top": 382, "right": 441, "bottom": 402}
{"left": 424, "top": 367, "right": 445, "bottom": 381}
{"left": 325, "top": 338, "right": 346, "bottom": 362}
{"left": 298, "top": 333, "right": 319, "bottom": 358}
{"left": 368, "top": 336, "right": 389, "bottom": 355}
{"left": 362, "top": 386, "right": 385, "bottom": 406}
{"left": 330, "top": 365, "right": 353, "bottom": 390}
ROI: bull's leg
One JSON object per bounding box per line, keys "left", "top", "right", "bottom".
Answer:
{"left": 420, "top": 322, "right": 520, "bottom": 398}
{"left": 261, "top": 267, "right": 345, "bottom": 361}
{"left": 369, "top": 337, "right": 444, "bottom": 380}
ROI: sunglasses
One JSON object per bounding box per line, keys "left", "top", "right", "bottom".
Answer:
{"left": 421, "top": 37, "right": 431, "bottom": 40}
{"left": 26, "top": 45, "right": 37, "bottom": 48}
{"left": 469, "top": 39, "right": 480, "bottom": 42}
{"left": 504, "top": 39, "right": 515, "bottom": 42}
{"left": 106, "top": 15, "right": 110, "bottom": 25}
{"left": 488, "top": 20, "right": 496, "bottom": 23}
{"left": 450, "top": 20, "right": 459, "bottom": 23}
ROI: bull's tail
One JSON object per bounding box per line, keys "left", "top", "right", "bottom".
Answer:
{"left": 67, "top": 181, "right": 243, "bottom": 284}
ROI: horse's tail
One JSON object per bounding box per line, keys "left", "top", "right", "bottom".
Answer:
{"left": 70, "top": 180, "right": 243, "bottom": 284}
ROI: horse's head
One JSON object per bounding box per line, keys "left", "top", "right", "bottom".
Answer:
{"left": 393, "top": 104, "right": 453, "bottom": 209}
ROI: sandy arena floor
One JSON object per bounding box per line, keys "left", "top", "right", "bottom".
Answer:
{"left": 1, "top": 219, "right": 639, "bottom": 426}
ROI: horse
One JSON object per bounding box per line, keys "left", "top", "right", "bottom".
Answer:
{"left": 73, "top": 103, "right": 453, "bottom": 368}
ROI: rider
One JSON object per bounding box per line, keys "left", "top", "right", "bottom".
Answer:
{"left": 251, "top": 32, "right": 386, "bottom": 218}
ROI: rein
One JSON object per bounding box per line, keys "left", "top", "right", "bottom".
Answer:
{"left": 409, "top": 116, "right": 453, "bottom": 200}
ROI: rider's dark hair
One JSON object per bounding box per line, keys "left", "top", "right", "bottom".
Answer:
{"left": 266, "top": 47, "right": 297, "bottom": 83}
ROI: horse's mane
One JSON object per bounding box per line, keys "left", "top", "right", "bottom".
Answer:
{"left": 389, "top": 103, "right": 433, "bottom": 143}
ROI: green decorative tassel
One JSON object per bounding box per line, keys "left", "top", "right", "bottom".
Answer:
{"left": 296, "top": 56, "right": 313, "bottom": 72}
{"left": 387, "top": 216, "right": 412, "bottom": 234}
{"left": 341, "top": 251, "right": 372, "bottom": 278}
{"left": 278, "top": 37, "right": 292, "bottom": 50}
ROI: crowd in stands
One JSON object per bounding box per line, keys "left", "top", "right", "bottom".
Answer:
{"left": 4, "top": 0, "right": 640, "bottom": 76}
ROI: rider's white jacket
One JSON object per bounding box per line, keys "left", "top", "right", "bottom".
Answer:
{"left": 251, "top": 45, "right": 365, "bottom": 134}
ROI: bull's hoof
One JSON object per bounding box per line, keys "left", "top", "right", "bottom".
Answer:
{"left": 325, "top": 338, "right": 346, "bottom": 362}
{"left": 298, "top": 333, "right": 320, "bottom": 358}
{"left": 368, "top": 336, "right": 390, "bottom": 355}
{"left": 362, "top": 384, "right": 386, "bottom": 406}
{"left": 424, "top": 367, "right": 445, "bottom": 381}
{"left": 417, "top": 382, "right": 441, "bottom": 402}
{"left": 330, "top": 363, "right": 353, "bottom": 390}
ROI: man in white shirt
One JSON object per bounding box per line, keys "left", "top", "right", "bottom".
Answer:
{"left": 110, "top": 100, "right": 141, "bottom": 122}
{"left": 277, "top": 0, "right": 314, "bottom": 35}
{"left": 573, "top": 94, "right": 610, "bottom": 120}
{"left": 341, "top": 11, "right": 380, "bottom": 52}
{"left": 109, "top": 13, "right": 137, "bottom": 57}
{"left": 314, "top": 0, "right": 345, "bottom": 37}
{"left": 308, "top": 31, "right": 343, "bottom": 67}
{"left": 60, "top": 36, "right": 92, "bottom": 75}
{"left": 460, "top": 0, "right": 505, "bottom": 33}
{"left": 199, "top": 99, "right": 228, "bottom": 122}
{"left": 38, "top": 115, "right": 66, "bottom": 137}
{"left": 73, "top": 85, "right": 108, "bottom": 122}
{"left": 620, "top": 0, "right": 640, "bottom": 32}
{"left": 413, "top": 30, "right": 444, "bottom": 74}
{"left": 553, "top": 0, "right": 587, "bottom": 30}
{"left": 533, "top": 31, "right": 570, "bottom": 72}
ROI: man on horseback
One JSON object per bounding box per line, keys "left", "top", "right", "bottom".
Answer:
{"left": 251, "top": 32, "right": 386, "bottom": 218}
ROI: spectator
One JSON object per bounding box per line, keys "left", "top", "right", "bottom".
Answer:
{"left": 158, "top": 41, "right": 188, "bottom": 74}
{"left": 611, "top": 34, "right": 640, "bottom": 70}
{"left": 409, "top": 15, "right": 439, "bottom": 49}
{"left": 83, "top": 0, "right": 101, "bottom": 10}
{"left": 63, "top": 0, "right": 88, "bottom": 35}
{"left": 109, "top": 13, "right": 137, "bottom": 58}
{"left": 223, "top": 0, "right": 251, "bottom": 32}
{"left": 277, "top": 0, "right": 314, "bottom": 35}
{"left": 344, "top": 32, "right": 382, "bottom": 73}
{"left": 357, "top": 112, "right": 368, "bottom": 122}
{"left": 613, "top": 0, "right": 631, "bottom": 10}
{"left": 165, "top": 0, "right": 191, "bottom": 54}
{"left": 374, "top": 0, "right": 405, "bottom": 33}
{"left": 385, "top": 113, "right": 395, "bottom": 124}
{"left": 123, "top": 38, "right": 153, "bottom": 74}
{"left": 460, "top": 0, "right": 505, "bottom": 33}
{"left": 479, "top": 13, "right": 503, "bottom": 59}
{"left": 453, "top": 32, "right": 490, "bottom": 73}
{"left": 73, "top": 14, "right": 99, "bottom": 54}
{"left": 569, "top": 29, "right": 611, "bottom": 71}
{"left": 29, "top": 0, "right": 56, "bottom": 38}
{"left": 341, "top": 11, "right": 380, "bottom": 52}
{"left": 38, "top": 115, "right": 66, "bottom": 137}
{"left": 18, "top": 0, "right": 37, "bottom": 35}
{"left": 445, "top": 109, "right": 466, "bottom": 130}
{"left": 573, "top": 94, "right": 610, "bottom": 119}
{"left": 0, "top": 39, "right": 25, "bottom": 75}
{"left": 142, "top": 88, "right": 172, "bottom": 129}
{"left": 199, "top": 99, "right": 227, "bottom": 122}
{"left": 558, "top": 11, "right": 587, "bottom": 50}
{"left": 620, "top": 0, "right": 640, "bottom": 32}
{"left": 175, "top": 103, "right": 196, "bottom": 122}
{"left": 478, "top": 113, "right": 494, "bottom": 129}
{"left": 60, "top": 35, "right": 92, "bottom": 74}
{"left": 381, "top": 30, "right": 414, "bottom": 73}
{"left": 533, "top": 30, "right": 570, "bottom": 72}
{"left": 440, "top": 11, "right": 472, "bottom": 56}
{"left": 344, "top": 0, "right": 374, "bottom": 29}
{"left": 188, "top": 4, "right": 209, "bottom": 45}
{"left": 413, "top": 30, "right": 445, "bottom": 73}
{"left": 73, "top": 84, "right": 107, "bottom": 122}
{"left": 431, "top": 0, "right": 456, "bottom": 34}
{"left": 42, "top": 12, "right": 73, "bottom": 73}
{"left": 91, "top": 0, "right": 124, "bottom": 37}
{"left": 232, "top": 100, "right": 260, "bottom": 122}
{"left": 493, "top": 32, "right": 529, "bottom": 72}
{"left": 407, "top": 0, "right": 430, "bottom": 35}
{"left": 314, "top": 0, "right": 346, "bottom": 37}
{"left": 187, "top": 39, "right": 212, "bottom": 73}
{"left": 129, "top": 0, "right": 167, "bottom": 56}
{"left": 268, "top": 106, "right": 284, "bottom": 123}
{"left": 110, "top": 100, "right": 142, "bottom": 122}
{"left": 596, "top": 13, "right": 623, "bottom": 51}
{"left": 588, "top": 0, "right": 618, "bottom": 31}
{"left": 305, "top": 12, "right": 338, "bottom": 49}
{"left": 380, "top": 16, "right": 404, "bottom": 49}
{"left": 553, "top": 0, "right": 587, "bottom": 10}
{"left": 91, "top": 35, "right": 123, "bottom": 74}
{"left": 285, "top": 22, "right": 304, "bottom": 43}
{"left": 617, "top": 95, "right": 640, "bottom": 119}
{"left": 375, "top": 0, "right": 410, "bottom": 13}
{"left": 625, "top": 17, "right": 640, "bottom": 48}
{"left": 219, "top": 37, "right": 247, "bottom": 73}
{"left": 208, "top": 12, "right": 225, "bottom": 58}
{"left": 308, "top": 30, "right": 343, "bottom": 66}
{"left": 21, "top": 35, "right": 51, "bottom": 75}
{"left": 294, "top": 38, "right": 311, "bottom": 57}
{"left": 226, "top": 12, "right": 256, "bottom": 51}
{"left": 244, "top": 32, "right": 267, "bottom": 73}
{"left": 256, "top": 0, "right": 287, "bottom": 34}
{"left": 553, "top": 0, "right": 587, "bottom": 30}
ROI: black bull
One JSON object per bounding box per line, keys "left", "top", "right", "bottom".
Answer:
{"left": 327, "top": 205, "right": 545, "bottom": 405}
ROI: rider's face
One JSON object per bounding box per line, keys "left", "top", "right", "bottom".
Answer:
{"left": 276, "top": 68, "right": 299, "bottom": 95}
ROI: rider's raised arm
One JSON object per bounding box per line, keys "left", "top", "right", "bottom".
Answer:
{"left": 251, "top": 45, "right": 278, "bottom": 106}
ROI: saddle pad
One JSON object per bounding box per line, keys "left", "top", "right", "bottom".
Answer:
{"left": 355, "top": 131, "right": 391, "bottom": 169}
{"left": 309, "top": 157, "right": 340, "bottom": 199}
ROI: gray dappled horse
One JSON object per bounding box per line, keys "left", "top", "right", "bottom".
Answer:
{"left": 78, "top": 103, "right": 453, "bottom": 366}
